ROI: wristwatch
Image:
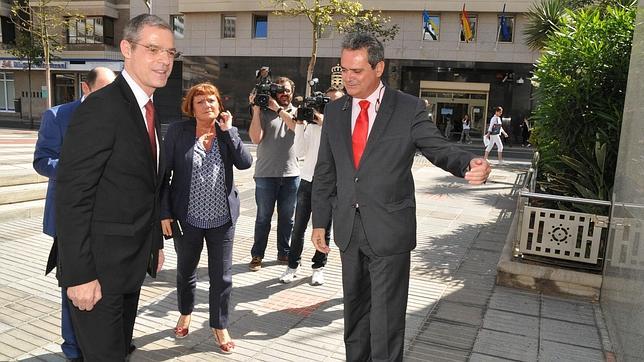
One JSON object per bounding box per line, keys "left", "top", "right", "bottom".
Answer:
{"left": 275, "top": 107, "right": 283, "bottom": 115}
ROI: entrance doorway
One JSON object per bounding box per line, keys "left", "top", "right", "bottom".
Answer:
{"left": 420, "top": 81, "right": 490, "bottom": 139}
{"left": 437, "top": 102, "right": 470, "bottom": 141}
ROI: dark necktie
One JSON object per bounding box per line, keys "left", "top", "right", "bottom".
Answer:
{"left": 352, "top": 100, "right": 370, "bottom": 169}
{"left": 144, "top": 100, "right": 157, "bottom": 163}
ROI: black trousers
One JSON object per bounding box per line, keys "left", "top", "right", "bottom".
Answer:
{"left": 68, "top": 290, "right": 140, "bottom": 361}
{"left": 174, "top": 220, "right": 234, "bottom": 329}
{"left": 340, "top": 211, "right": 410, "bottom": 362}
{"left": 288, "top": 179, "right": 331, "bottom": 269}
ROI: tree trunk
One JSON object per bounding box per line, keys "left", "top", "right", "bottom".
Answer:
{"left": 43, "top": 22, "right": 52, "bottom": 108}
{"left": 306, "top": 25, "right": 319, "bottom": 97}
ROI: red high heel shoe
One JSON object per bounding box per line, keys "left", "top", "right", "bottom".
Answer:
{"left": 174, "top": 315, "right": 190, "bottom": 339}
{"left": 214, "top": 329, "right": 235, "bottom": 354}
{"left": 173, "top": 326, "right": 189, "bottom": 339}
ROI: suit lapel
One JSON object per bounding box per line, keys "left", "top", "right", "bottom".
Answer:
{"left": 116, "top": 76, "right": 157, "bottom": 181}
{"left": 359, "top": 87, "right": 396, "bottom": 167}
{"left": 338, "top": 97, "right": 353, "bottom": 165}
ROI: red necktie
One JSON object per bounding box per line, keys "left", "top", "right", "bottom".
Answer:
{"left": 144, "top": 100, "right": 157, "bottom": 163}
{"left": 352, "top": 100, "right": 370, "bottom": 169}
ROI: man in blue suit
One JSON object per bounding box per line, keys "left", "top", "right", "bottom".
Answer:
{"left": 33, "top": 66, "right": 116, "bottom": 361}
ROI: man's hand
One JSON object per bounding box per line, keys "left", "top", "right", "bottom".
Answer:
{"left": 157, "top": 249, "right": 165, "bottom": 273}
{"left": 311, "top": 228, "right": 330, "bottom": 254}
{"left": 67, "top": 279, "right": 102, "bottom": 311}
{"left": 313, "top": 110, "right": 324, "bottom": 125}
{"left": 464, "top": 158, "right": 491, "bottom": 185}
{"left": 267, "top": 97, "right": 280, "bottom": 113}
{"left": 161, "top": 218, "right": 173, "bottom": 237}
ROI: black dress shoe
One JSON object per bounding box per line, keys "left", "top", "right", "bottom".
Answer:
{"left": 128, "top": 344, "right": 136, "bottom": 355}
{"left": 68, "top": 358, "right": 83, "bottom": 362}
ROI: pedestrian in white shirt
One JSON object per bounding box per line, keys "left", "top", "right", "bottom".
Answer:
{"left": 484, "top": 106, "right": 504, "bottom": 164}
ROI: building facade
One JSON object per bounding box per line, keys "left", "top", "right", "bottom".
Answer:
{"left": 0, "top": 0, "right": 540, "bottom": 133}
{"left": 0, "top": 0, "right": 129, "bottom": 119}
{"left": 131, "top": 0, "right": 539, "bottom": 137}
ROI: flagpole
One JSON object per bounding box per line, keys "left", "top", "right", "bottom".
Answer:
{"left": 495, "top": 3, "right": 506, "bottom": 51}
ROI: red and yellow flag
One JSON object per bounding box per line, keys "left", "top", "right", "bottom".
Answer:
{"left": 460, "top": 4, "right": 473, "bottom": 42}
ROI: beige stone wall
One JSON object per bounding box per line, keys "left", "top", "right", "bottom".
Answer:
{"left": 167, "top": 9, "right": 538, "bottom": 64}
{"left": 178, "top": 0, "right": 535, "bottom": 13}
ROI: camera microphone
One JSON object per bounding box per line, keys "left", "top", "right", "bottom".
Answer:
{"left": 341, "top": 96, "right": 352, "bottom": 111}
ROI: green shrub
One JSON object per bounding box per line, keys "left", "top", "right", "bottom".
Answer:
{"left": 531, "top": 3, "right": 635, "bottom": 212}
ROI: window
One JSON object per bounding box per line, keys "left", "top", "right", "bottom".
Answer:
{"left": 222, "top": 16, "right": 236, "bottom": 38}
{"left": 1, "top": 16, "right": 16, "bottom": 44}
{"left": 253, "top": 15, "right": 268, "bottom": 38}
{"left": 459, "top": 16, "right": 477, "bottom": 42}
{"left": 497, "top": 15, "right": 515, "bottom": 43}
{"left": 170, "top": 15, "right": 184, "bottom": 39}
{"left": 67, "top": 17, "right": 114, "bottom": 45}
{"left": 0, "top": 72, "right": 15, "bottom": 111}
{"left": 422, "top": 15, "right": 440, "bottom": 41}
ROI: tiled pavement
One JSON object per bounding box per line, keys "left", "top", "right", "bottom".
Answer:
{"left": 0, "top": 127, "right": 614, "bottom": 361}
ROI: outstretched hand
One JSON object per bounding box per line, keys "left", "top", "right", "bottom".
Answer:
{"left": 464, "top": 158, "right": 491, "bottom": 185}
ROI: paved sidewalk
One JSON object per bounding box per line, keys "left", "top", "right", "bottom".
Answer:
{"left": 0, "top": 127, "right": 612, "bottom": 361}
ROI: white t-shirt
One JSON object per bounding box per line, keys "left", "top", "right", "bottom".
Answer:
{"left": 488, "top": 115, "right": 502, "bottom": 135}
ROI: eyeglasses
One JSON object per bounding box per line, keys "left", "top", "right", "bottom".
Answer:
{"left": 129, "top": 41, "right": 181, "bottom": 59}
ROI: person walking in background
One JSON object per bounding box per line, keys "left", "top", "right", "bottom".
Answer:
{"left": 33, "top": 66, "right": 116, "bottom": 362}
{"left": 521, "top": 117, "right": 532, "bottom": 147}
{"left": 459, "top": 114, "right": 472, "bottom": 144}
{"left": 160, "top": 83, "right": 252, "bottom": 354}
{"left": 55, "top": 14, "right": 173, "bottom": 360}
{"left": 444, "top": 116, "right": 453, "bottom": 139}
{"left": 484, "top": 106, "right": 505, "bottom": 164}
{"left": 311, "top": 32, "right": 491, "bottom": 361}
{"left": 278, "top": 87, "right": 344, "bottom": 285}
{"left": 247, "top": 77, "right": 300, "bottom": 271}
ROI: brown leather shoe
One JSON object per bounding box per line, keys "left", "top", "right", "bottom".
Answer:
{"left": 249, "top": 256, "right": 262, "bottom": 271}
{"left": 277, "top": 255, "right": 289, "bottom": 264}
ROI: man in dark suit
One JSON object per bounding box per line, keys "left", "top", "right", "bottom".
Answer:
{"left": 55, "top": 14, "right": 175, "bottom": 360}
{"left": 33, "top": 66, "right": 116, "bottom": 361}
{"left": 311, "top": 32, "right": 491, "bottom": 361}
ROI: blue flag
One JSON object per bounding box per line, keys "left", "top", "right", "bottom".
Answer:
{"left": 499, "top": 4, "right": 511, "bottom": 41}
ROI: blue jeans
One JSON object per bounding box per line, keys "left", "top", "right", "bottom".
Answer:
{"left": 61, "top": 288, "right": 82, "bottom": 359}
{"left": 288, "top": 180, "right": 331, "bottom": 269}
{"left": 251, "top": 176, "right": 300, "bottom": 259}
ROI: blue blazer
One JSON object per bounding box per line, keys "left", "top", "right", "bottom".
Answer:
{"left": 33, "top": 100, "right": 81, "bottom": 275}
{"left": 160, "top": 119, "right": 253, "bottom": 225}
{"left": 33, "top": 100, "right": 81, "bottom": 238}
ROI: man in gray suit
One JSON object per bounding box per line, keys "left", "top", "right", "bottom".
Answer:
{"left": 311, "top": 32, "right": 491, "bottom": 361}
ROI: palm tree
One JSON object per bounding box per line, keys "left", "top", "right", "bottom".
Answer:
{"left": 524, "top": 0, "right": 635, "bottom": 50}
{"left": 524, "top": 0, "right": 571, "bottom": 50}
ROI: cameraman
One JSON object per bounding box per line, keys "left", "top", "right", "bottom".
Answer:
{"left": 279, "top": 87, "right": 345, "bottom": 285}
{"left": 248, "top": 77, "right": 300, "bottom": 272}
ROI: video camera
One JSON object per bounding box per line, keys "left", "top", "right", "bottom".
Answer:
{"left": 295, "top": 78, "right": 330, "bottom": 123}
{"left": 253, "top": 66, "right": 285, "bottom": 109}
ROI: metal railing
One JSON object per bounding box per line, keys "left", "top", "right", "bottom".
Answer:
{"left": 515, "top": 152, "right": 611, "bottom": 267}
